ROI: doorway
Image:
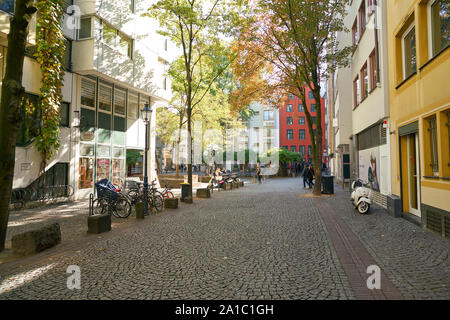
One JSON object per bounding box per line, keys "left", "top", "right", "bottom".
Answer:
{"left": 403, "top": 133, "right": 421, "bottom": 217}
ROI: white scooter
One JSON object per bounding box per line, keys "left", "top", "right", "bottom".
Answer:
{"left": 350, "top": 179, "right": 372, "bottom": 214}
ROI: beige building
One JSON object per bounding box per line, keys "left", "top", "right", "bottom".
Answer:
{"left": 0, "top": 0, "right": 175, "bottom": 200}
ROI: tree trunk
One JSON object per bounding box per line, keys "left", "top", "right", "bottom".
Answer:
{"left": 0, "top": 0, "right": 37, "bottom": 252}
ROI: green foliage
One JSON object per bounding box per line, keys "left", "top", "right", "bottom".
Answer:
{"left": 34, "top": 0, "right": 65, "bottom": 162}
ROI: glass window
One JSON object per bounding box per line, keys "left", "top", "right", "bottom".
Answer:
{"left": 308, "top": 145, "right": 312, "bottom": 156}
{"left": 361, "top": 63, "right": 368, "bottom": 99}
{"left": 79, "top": 158, "right": 94, "bottom": 189}
{"left": 98, "top": 84, "right": 112, "bottom": 112}
{"left": 286, "top": 104, "right": 293, "bottom": 112}
{"left": 430, "top": 0, "right": 449, "bottom": 57}
{"left": 80, "top": 108, "right": 95, "bottom": 142}
{"left": 63, "top": 38, "right": 72, "bottom": 71}
{"left": 311, "top": 104, "right": 316, "bottom": 113}
{"left": 79, "top": 17, "right": 92, "bottom": 39}
{"left": 263, "top": 110, "right": 274, "bottom": 121}
{"left": 81, "top": 78, "right": 96, "bottom": 108}
{"left": 352, "top": 19, "right": 358, "bottom": 45}
{"left": 308, "top": 91, "right": 313, "bottom": 99}
{"left": 298, "top": 104, "right": 304, "bottom": 112}
{"left": 299, "top": 117, "right": 305, "bottom": 125}
{"left": 299, "top": 145, "right": 305, "bottom": 155}
{"left": 128, "top": 93, "right": 138, "bottom": 119}
{"left": 80, "top": 144, "right": 94, "bottom": 157}
{"left": 16, "top": 93, "right": 41, "bottom": 146}
{"left": 290, "top": 146, "right": 297, "bottom": 152}
{"left": 102, "top": 23, "right": 117, "bottom": 48}
{"left": 97, "top": 112, "right": 111, "bottom": 144}
{"left": 312, "top": 116, "right": 316, "bottom": 125}
{"left": 403, "top": 25, "right": 417, "bottom": 79}
{"left": 288, "top": 94, "right": 295, "bottom": 100}
{"left": 354, "top": 76, "right": 360, "bottom": 107}
{"left": 114, "top": 89, "right": 126, "bottom": 116}
{"left": 60, "top": 102, "right": 70, "bottom": 127}
{"left": 370, "top": 50, "right": 378, "bottom": 90}
{"left": 119, "top": 33, "right": 133, "bottom": 58}
{"left": 359, "top": 0, "right": 366, "bottom": 36}
{"left": 113, "top": 116, "right": 126, "bottom": 145}
{"left": 427, "top": 116, "right": 439, "bottom": 175}
{"left": 299, "top": 129, "right": 305, "bottom": 140}
{"left": 287, "top": 117, "right": 293, "bottom": 125}
{"left": 287, "top": 129, "right": 293, "bottom": 140}
{"left": 96, "top": 158, "right": 111, "bottom": 181}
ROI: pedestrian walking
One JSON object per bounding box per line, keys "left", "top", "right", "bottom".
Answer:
{"left": 257, "top": 165, "right": 263, "bottom": 184}
{"left": 306, "top": 165, "right": 315, "bottom": 189}
{"left": 301, "top": 165, "right": 308, "bottom": 188}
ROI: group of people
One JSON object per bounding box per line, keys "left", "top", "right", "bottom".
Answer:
{"left": 301, "top": 164, "right": 315, "bottom": 189}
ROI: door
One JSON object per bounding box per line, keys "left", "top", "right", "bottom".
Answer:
{"left": 407, "top": 133, "right": 421, "bottom": 217}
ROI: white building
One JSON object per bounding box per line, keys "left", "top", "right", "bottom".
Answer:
{"left": 0, "top": 0, "right": 175, "bottom": 200}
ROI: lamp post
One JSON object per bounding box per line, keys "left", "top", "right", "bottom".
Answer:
{"left": 141, "top": 103, "right": 153, "bottom": 215}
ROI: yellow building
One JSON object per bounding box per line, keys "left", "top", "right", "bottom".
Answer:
{"left": 387, "top": 0, "right": 449, "bottom": 238}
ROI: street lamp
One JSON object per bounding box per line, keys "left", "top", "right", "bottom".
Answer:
{"left": 141, "top": 103, "right": 153, "bottom": 215}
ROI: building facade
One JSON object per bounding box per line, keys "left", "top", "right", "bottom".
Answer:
{"left": 279, "top": 91, "right": 326, "bottom": 163}
{"left": 246, "top": 101, "right": 280, "bottom": 154}
{"left": 348, "top": 0, "right": 392, "bottom": 207}
{"left": 1, "top": 0, "right": 175, "bottom": 200}
{"left": 387, "top": 0, "right": 449, "bottom": 237}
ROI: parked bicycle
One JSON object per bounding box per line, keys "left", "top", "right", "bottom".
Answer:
{"left": 160, "top": 183, "right": 174, "bottom": 199}
{"left": 92, "top": 179, "right": 131, "bottom": 218}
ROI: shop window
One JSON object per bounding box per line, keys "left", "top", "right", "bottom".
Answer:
{"left": 80, "top": 108, "right": 95, "bottom": 142}
{"left": 126, "top": 149, "right": 144, "bottom": 180}
{"left": 113, "top": 116, "right": 126, "bottom": 146}
{"left": 429, "top": 0, "right": 449, "bottom": 58}
{"left": 97, "top": 112, "right": 111, "bottom": 144}
{"left": 402, "top": 24, "right": 417, "bottom": 80}
{"left": 79, "top": 157, "right": 94, "bottom": 189}
{"left": 112, "top": 147, "right": 125, "bottom": 187}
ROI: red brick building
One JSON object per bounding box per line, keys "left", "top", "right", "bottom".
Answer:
{"left": 279, "top": 88, "right": 326, "bottom": 162}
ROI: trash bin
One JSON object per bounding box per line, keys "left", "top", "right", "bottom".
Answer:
{"left": 180, "top": 183, "right": 191, "bottom": 202}
{"left": 322, "top": 175, "right": 334, "bottom": 194}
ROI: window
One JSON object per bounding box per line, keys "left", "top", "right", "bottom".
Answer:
{"left": 311, "top": 104, "right": 316, "bottom": 113}
{"left": 312, "top": 116, "right": 316, "bottom": 125}
{"left": 283, "top": 146, "right": 289, "bottom": 150}
{"left": 299, "top": 129, "right": 306, "bottom": 140}
{"left": 369, "top": 49, "right": 378, "bottom": 90}
{"left": 62, "top": 0, "right": 73, "bottom": 12}
{"left": 98, "top": 84, "right": 112, "bottom": 112}
{"left": 298, "top": 104, "right": 304, "bottom": 112}
{"left": 130, "top": 0, "right": 135, "bottom": 12}
{"left": 286, "top": 104, "right": 293, "bottom": 112}
{"left": 60, "top": 102, "right": 70, "bottom": 127}
{"left": 290, "top": 146, "right": 297, "bottom": 153}
{"left": 359, "top": 0, "right": 366, "bottom": 37}
{"left": 287, "top": 117, "right": 293, "bottom": 125}
{"left": 63, "top": 38, "right": 72, "bottom": 71}
{"left": 119, "top": 33, "right": 133, "bottom": 58}
{"left": 16, "top": 93, "right": 41, "bottom": 146}
{"left": 308, "top": 145, "right": 312, "bottom": 156}
{"left": 287, "top": 129, "right": 294, "bottom": 140}
{"left": 368, "top": 0, "right": 374, "bottom": 14}
{"left": 361, "top": 63, "right": 368, "bottom": 100}
{"left": 299, "top": 145, "right": 306, "bottom": 155}
{"left": 114, "top": 89, "right": 126, "bottom": 116}
{"left": 81, "top": 78, "right": 96, "bottom": 109}
{"left": 299, "top": 117, "right": 305, "bottom": 125}
{"left": 353, "top": 75, "right": 360, "bottom": 107}
{"left": 264, "top": 110, "right": 274, "bottom": 121}
{"left": 429, "top": 0, "right": 449, "bottom": 57}
{"left": 352, "top": 19, "right": 359, "bottom": 45}
{"left": 308, "top": 91, "right": 314, "bottom": 99}
{"left": 127, "top": 92, "right": 138, "bottom": 119}
{"left": 79, "top": 17, "right": 92, "bottom": 39}
{"left": 0, "top": 0, "right": 14, "bottom": 14}
{"left": 80, "top": 108, "right": 95, "bottom": 142}
{"left": 288, "top": 94, "right": 295, "bottom": 100}
{"left": 402, "top": 25, "right": 417, "bottom": 80}
{"left": 427, "top": 116, "right": 439, "bottom": 175}
{"left": 102, "top": 23, "right": 117, "bottom": 48}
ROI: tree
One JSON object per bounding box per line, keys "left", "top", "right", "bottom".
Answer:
{"left": 234, "top": 0, "right": 352, "bottom": 195}
{"left": 0, "top": 0, "right": 37, "bottom": 251}
{"left": 148, "top": 0, "right": 240, "bottom": 199}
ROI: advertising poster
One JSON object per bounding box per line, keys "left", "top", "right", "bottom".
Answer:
{"left": 358, "top": 146, "right": 380, "bottom": 191}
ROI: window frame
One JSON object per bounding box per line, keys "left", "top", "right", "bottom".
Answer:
{"left": 287, "top": 129, "right": 294, "bottom": 140}
{"left": 81, "top": 77, "right": 97, "bottom": 110}
{"left": 369, "top": 49, "right": 377, "bottom": 91}
{"left": 402, "top": 23, "right": 417, "bottom": 80}
{"left": 299, "top": 129, "right": 306, "bottom": 140}
{"left": 287, "top": 116, "right": 293, "bottom": 125}
{"left": 353, "top": 75, "right": 360, "bottom": 108}
{"left": 428, "top": 0, "right": 450, "bottom": 59}
{"left": 360, "top": 62, "right": 368, "bottom": 100}
{"left": 352, "top": 19, "right": 358, "bottom": 45}
{"left": 359, "top": 0, "right": 366, "bottom": 37}
{"left": 426, "top": 115, "right": 439, "bottom": 176}
{"left": 286, "top": 104, "right": 293, "bottom": 112}
{"left": 78, "top": 16, "right": 93, "bottom": 40}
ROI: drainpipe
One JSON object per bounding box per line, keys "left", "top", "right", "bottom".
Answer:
{"left": 374, "top": 0, "right": 381, "bottom": 85}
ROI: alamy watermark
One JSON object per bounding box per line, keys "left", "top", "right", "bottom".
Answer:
{"left": 366, "top": 265, "right": 381, "bottom": 290}
{"left": 67, "top": 265, "right": 81, "bottom": 290}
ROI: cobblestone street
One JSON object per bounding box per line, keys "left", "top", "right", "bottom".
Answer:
{"left": 0, "top": 178, "right": 449, "bottom": 300}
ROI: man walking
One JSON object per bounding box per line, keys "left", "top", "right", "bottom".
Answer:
{"left": 301, "top": 164, "right": 308, "bottom": 188}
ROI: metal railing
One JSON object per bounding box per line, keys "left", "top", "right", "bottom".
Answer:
{"left": 10, "top": 185, "right": 74, "bottom": 209}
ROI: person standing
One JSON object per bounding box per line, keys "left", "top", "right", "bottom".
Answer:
{"left": 257, "top": 165, "right": 263, "bottom": 184}
{"left": 301, "top": 165, "right": 308, "bottom": 188}
{"left": 307, "top": 165, "right": 315, "bottom": 189}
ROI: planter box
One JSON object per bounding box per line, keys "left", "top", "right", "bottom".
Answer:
{"left": 164, "top": 198, "right": 179, "bottom": 209}
{"left": 88, "top": 214, "right": 111, "bottom": 234}
{"left": 232, "top": 182, "right": 239, "bottom": 189}
{"left": 239, "top": 181, "right": 244, "bottom": 187}
{"left": 225, "top": 183, "right": 232, "bottom": 191}
{"left": 196, "top": 188, "right": 211, "bottom": 198}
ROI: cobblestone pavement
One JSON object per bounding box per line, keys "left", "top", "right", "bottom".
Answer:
{"left": 0, "top": 178, "right": 448, "bottom": 300}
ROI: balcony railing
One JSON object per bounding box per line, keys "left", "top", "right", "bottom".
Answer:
{"left": 0, "top": 0, "right": 14, "bottom": 15}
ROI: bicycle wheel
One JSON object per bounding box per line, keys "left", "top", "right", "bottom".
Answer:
{"left": 114, "top": 196, "right": 132, "bottom": 218}
{"left": 92, "top": 199, "right": 109, "bottom": 216}
{"left": 152, "top": 194, "right": 164, "bottom": 212}
{"left": 165, "top": 191, "right": 174, "bottom": 199}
